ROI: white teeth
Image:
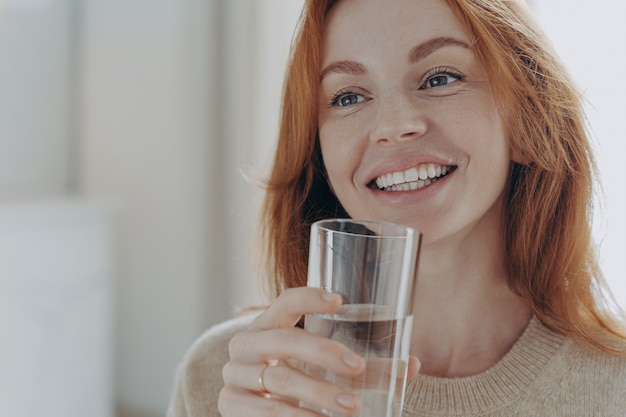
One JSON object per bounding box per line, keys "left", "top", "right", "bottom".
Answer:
{"left": 405, "top": 167, "right": 419, "bottom": 182}
{"left": 374, "top": 163, "right": 453, "bottom": 191}
{"left": 418, "top": 165, "right": 428, "bottom": 180}
{"left": 386, "top": 173, "right": 394, "bottom": 186}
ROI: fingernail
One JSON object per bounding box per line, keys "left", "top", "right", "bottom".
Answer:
{"left": 342, "top": 351, "right": 364, "bottom": 369}
{"left": 336, "top": 392, "right": 358, "bottom": 409}
{"left": 321, "top": 291, "right": 340, "bottom": 302}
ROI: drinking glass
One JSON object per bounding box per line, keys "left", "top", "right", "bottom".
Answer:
{"left": 303, "top": 219, "right": 421, "bottom": 417}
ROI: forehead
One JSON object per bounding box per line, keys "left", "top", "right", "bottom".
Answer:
{"left": 321, "top": 0, "right": 469, "bottom": 64}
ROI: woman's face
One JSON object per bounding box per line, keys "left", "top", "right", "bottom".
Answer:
{"left": 318, "top": 0, "right": 512, "bottom": 245}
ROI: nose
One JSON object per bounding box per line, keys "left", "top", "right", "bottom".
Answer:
{"left": 370, "top": 92, "right": 428, "bottom": 144}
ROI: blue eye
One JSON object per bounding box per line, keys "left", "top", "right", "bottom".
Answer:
{"left": 421, "top": 69, "right": 463, "bottom": 90}
{"left": 427, "top": 74, "right": 456, "bottom": 87}
{"left": 331, "top": 91, "right": 366, "bottom": 107}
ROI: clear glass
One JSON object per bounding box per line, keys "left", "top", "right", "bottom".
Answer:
{"left": 303, "top": 219, "right": 421, "bottom": 417}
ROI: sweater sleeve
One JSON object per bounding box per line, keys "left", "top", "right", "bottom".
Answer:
{"left": 167, "top": 366, "right": 191, "bottom": 417}
{"left": 166, "top": 314, "right": 258, "bottom": 417}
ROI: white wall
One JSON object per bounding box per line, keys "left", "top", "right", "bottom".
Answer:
{"left": 79, "top": 0, "right": 302, "bottom": 414}
{"left": 0, "top": 0, "right": 73, "bottom": 194}
{"left": 0, "top": 2, "right": 114, "bottom": 416}
{"left": 0, "top": 200, "right": 114, "bottom": 417}
{"left": 80, "top": 0, "right": 220, "bottom": 414}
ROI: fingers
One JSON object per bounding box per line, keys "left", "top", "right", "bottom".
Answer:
{"left": 229, "top": 326, "right": 365, "bottom": 374}
{"left": 249, "top": 287, "right": 342, "bottom": 331}
{"left": 219, "top": 286, "right": 365, "bottom": 417}
{"left": 229, "top": 287, "right": 364, "bottom": 374}
{"left": 407, "top": 355, "right": 421, "bottom": 380}
{"left": 218, "top": 385, "right": 326, "bottom": 417}
{"left": 222, "top": 361, "right": 360, "bottom": 416}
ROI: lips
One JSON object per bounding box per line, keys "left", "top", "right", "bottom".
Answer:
{"left": 371, "top": 163, "right": 456, "bottom": 191}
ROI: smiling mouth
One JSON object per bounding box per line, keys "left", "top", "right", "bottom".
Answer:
{"left": 371, "top": 163, "right": 456, "bottom": 191}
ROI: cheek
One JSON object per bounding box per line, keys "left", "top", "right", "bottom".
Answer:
{"left": 456, "top": 97, "right": 509, "bottom": 157}
{"left": 319, "top": 120, "right": 366, "bottom": 184}
{"left": 471, "top": 121, "right": 511, "bottom": 191}
{"left": 320, "top": 138, "right": 351, "bottom": 193}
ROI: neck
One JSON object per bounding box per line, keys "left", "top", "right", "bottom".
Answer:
{"left": 410, "top": 218, "right": 532, "bottom": 377}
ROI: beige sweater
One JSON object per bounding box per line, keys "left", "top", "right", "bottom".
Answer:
{"left": 167, "top": 314, "right": 626, "bottom": 416}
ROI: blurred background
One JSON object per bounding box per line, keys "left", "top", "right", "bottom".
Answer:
{"left": 0, "top": 1, "right": 623, "bottom": 416}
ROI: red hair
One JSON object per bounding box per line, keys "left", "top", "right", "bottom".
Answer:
{"left": 260, "top": 0, "right": 625, "bottom": 354}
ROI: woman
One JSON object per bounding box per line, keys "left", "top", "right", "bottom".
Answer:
{"left": 168, "top": 0, "right": 626, "bottom": 416}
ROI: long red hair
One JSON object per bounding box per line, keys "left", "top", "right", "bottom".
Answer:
{"left": 259, "top": 0, "right": 625, "bottom": 354}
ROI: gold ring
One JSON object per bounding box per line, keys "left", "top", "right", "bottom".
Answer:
{"left": 257, "top": 361, "right": 276, "bottom": 398}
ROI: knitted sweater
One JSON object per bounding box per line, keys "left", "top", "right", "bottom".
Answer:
{"left": 167, "top": 314, "right": 626, "bottom": 416}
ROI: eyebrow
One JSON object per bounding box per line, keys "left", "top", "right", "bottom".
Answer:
{"left": 320, "top": 60, "right": 368, "bottom": 81}
{"left": 408, "top": 37, "right": 470, "bottom": 63}
{"left": 320, "top": 36, "right": 470, "bottom": 81}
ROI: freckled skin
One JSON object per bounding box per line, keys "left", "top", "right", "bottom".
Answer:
{"left": 318, "top": 0, "right": 511, "bottom": 248}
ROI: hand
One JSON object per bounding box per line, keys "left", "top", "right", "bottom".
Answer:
{"left": 218, "top": 287, "right": 368, "bottom": 416}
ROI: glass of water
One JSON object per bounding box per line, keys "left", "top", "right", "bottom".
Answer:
{"left": 303, "top": 219, "right": 421, "bottom": 417}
